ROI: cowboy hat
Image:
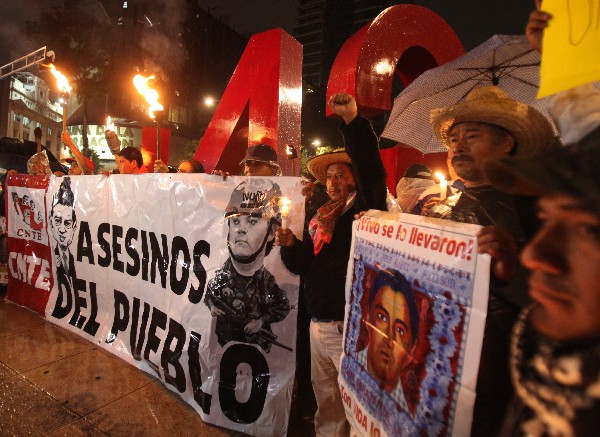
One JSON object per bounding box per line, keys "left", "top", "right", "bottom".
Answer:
{"left": 307, "top": 148, "right": 352, "bottom": 184}
{"left": 240, "top": 144, "right": 280, "bottom": 169}
{"left": 430, "top": 86, "right": 554, "bottom": 158}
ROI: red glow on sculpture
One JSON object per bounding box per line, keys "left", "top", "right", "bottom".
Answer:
{"left": 194, "top": 29, "right": 302, "bottom": 176}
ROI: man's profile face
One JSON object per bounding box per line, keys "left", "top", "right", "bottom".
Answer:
{"left": 119, "top": 156, "right": 139, "bottom": 174}
{"left": 51, "top": 204, "right": 77, "bottom": 250}
{"left": 326, "top": 163, "right": 355, "bottom": 202}
{"left": 366, "top": 285, "right": 414, "bottom": 392}
{"left": 448, "top": 122, "right": 512, "bottom": 185}
{"left": 244, "top": 160, "right": 277, "bottom": 176}
{"left": 228, "top": 214, "right": 272, "bottom": 258}
{"left": 521, "top": 193, "right": 600, "bottom": 343}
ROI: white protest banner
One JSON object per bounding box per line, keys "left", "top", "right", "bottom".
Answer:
{"left": 340, "top": 211, "right": 490, "bottom": 437}
{"left": 38, "top": 173, "right": 304, "bottom": 437}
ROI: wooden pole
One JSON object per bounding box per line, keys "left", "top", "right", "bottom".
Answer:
{"left": 62, "top": 104, "right": 67, "bottom": 150}
{"left": 156, "top": 118, "right": 161, "bottom": 161}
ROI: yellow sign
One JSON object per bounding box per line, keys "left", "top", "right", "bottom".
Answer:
{"left": 538, "top": 0, "right": 600, "bottom": 97}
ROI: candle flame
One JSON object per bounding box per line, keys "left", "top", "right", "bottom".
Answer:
{"left": 133, "top": 74, "right": 163, "bottom": 119}
{"left": 435, "top": 172, "right": 446, "bottom": 182}
{"left": 48, "top": 64, "right": 72, "bottom": 94}
{"left": 280, "top": 197, "right": 291, "bottom": 215}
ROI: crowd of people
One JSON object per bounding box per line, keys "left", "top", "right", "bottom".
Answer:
{"left": 275, "top": 6, "right": 600, "bottom": 437}
{"left": 5, "top": 4, "right": 600, "bottom": 437}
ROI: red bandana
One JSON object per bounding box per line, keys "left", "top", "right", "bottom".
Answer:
{"left": 309, "top": 193, "right": 355, "bottom": 255}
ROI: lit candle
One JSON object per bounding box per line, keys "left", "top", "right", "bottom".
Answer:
{"left": 435, "top": 172, "right": 447, "bottom": 200}
{"left": 280, "top": 197, "right": 291, "bottom": 228}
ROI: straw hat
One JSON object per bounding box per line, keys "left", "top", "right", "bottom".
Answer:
{"left": 307, "top": 148, "right": 352, "bottom": 184}
{"left": 430, "top": 86, "right": 554, "bottom": 158}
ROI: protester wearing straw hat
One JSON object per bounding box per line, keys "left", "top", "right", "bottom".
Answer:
{"left": 428, "top": 86, "right": 555, "bottom": 436}
{"left": 277, "top": 93, "right": 387, "bottom": 437}
{"left": 428, "top": 86, "right": 555, "bottom": 242}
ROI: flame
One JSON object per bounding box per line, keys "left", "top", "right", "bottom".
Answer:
{"left": 48, "top": 64, "right": 72, "bottom": 94}
{"left": 106, "top": 116, "right": 115, "bottom": 132}
{"left": 280, "top": 197, "right": 291, "bottom": 216}
{"left": 435, "top": 172, "right": 446, "bottom": 182}
{"left": 133, "top": 74, "right": 163, "bottom": 119}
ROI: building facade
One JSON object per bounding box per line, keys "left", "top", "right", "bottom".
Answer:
{"left": 2, "top": 72, "right": 63, "bottom": 158}
{"left": 295, "top": 0, "right": 397, "bottom": 89}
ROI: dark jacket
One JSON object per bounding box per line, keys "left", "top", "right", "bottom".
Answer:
{"left": 281, "top": 114, "right": 387, "bottom": 321}
{"left": 428, "top": 185, "right": 529, "bottom": 436}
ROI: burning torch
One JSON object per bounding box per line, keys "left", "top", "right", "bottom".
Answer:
{"left": 133, "top": 74, "right": 164, "bottom": 160}
{"left": 104, "top": 116, "right": 121, "bottom": 155}
{"left": 48, "top": 64, "right": 72, "bottom": 150}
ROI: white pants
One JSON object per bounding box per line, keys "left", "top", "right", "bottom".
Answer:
{"left": 310, "top": 320, "right": 349, "bottom": 437}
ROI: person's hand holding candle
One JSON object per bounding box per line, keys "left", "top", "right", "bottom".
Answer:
{"left": 275, "top": 227, "right": 295, "bottom": 247}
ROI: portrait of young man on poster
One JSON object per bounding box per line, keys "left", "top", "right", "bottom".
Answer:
{"left": 343, "top": 251, "right": 471, "bottom": 436}
{"left": 204, "top": 178, "right": 291, "bottom": 353}
{"left": 357, "top": 269, "right": 420, "bottom": 409}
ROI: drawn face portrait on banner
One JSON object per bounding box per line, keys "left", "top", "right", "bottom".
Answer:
{"left": 51, "top": 203, "right": 76, "bottom": 250}
{"left": 365, "top": 271, "right": 419, "bottom": 394}
{"left": 227, "top": 214, "right": 275, "bottom": 261}
{"left": 50, "top": 178, "right": 77, "bottom": 256}
{"left": 225, "top": 178, "right": 281, "bottom": 264}
{"left": 204, "top": 178, "right": 291, "bottom": 354}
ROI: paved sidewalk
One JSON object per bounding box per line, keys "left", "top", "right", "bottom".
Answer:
{"left": 0, "top": 290, "right": 316, "bottom": 436}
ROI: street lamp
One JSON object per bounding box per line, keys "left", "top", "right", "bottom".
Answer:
{"left": 204, "top": 96, "right": 218, "bottom": 107}
{"left": 311, "top": 139, "right": 321, "bottom": 147}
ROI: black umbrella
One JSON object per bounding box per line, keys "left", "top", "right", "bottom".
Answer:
{"left": 0, "top": 137, "right": 66, "bottom": 174}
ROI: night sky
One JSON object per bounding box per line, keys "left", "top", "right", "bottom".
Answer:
{"left": 0, "top": 0, "right": 47, "bottom": 66}
{"left": 196, "top": 0, "right": 300, "bottom": 36}
{"left": 0, "top": 0, "right": 300, "bottom": 67}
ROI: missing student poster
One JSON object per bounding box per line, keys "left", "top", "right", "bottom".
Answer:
{"left": 340, "top": 211, "right": 490, "bottom": 437}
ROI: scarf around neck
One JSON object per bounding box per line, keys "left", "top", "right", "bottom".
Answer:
{"left": 309, "top": 192, "right": 355, "bottom": 255}
{"left": 510, "top": 308, "right": 600, "bottom": 437}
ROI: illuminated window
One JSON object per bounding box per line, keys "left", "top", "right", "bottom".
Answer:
{"left": 123, "top": 1, "right": 127, "bottom": 7}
